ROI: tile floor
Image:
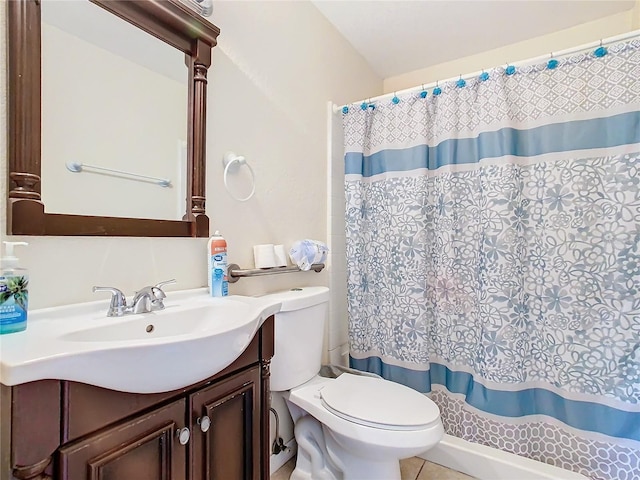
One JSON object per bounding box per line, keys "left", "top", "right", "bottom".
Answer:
{"left": 271, "top": 456, "right": 475, "bottom": 480}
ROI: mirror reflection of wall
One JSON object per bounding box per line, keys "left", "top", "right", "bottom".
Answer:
{"left": 40, "top": 0, "right": 188, "bottom": 221}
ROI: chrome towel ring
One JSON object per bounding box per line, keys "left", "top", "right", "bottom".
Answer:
{"left": 222, "top": 151, "right": 256, "bottom": 202}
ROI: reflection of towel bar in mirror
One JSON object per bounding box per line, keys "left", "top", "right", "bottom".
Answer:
{"left": 227, "top": 263, "right": 325, "bottom": 283}
{"left": 65, "top": 161, "right": 171, "bottom": 187}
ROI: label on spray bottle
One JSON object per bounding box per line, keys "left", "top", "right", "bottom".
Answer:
{"left": 0, "top": 273, "right": 28, "bottom": 334}
{"left": 209, "top": 232, "right": 228, "bottom": 297}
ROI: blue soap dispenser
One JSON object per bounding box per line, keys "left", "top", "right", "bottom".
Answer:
{"left": 0, "top": 241, "right": 29, "bottom": 334}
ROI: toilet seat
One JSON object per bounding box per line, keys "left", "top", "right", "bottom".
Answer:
{"left": 287, "top": 373, "right": 444, "bottom": 458}
{"left": 319, "top": 373, "right": 440, "bottom": 431}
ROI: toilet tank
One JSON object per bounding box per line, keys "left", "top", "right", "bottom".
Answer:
{"left": 265, "top": 286, "right": 330, "bottom": 391}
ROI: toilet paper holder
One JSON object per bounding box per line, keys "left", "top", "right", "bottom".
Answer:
{"left": 227, "top": 263, "right": 325, "bottom": 283}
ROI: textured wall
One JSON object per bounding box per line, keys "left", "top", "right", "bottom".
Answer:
{"left": 384, "top": 8, "right": 638, "bottom": 93}
{"left": 0, "top": 0, "right": 381, "bottom": 309}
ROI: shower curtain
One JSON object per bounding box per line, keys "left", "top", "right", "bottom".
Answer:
{"left": 342, "top": 38, "right": 640, "bottom": 480}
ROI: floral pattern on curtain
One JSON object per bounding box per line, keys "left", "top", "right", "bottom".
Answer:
{"left": 343, "top": 39, "right": 640, "bottom": 480}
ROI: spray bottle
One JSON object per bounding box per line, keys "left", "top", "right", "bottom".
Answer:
{"left": 207, "top": 231, "right": 228, "bottom": 297}
{"left": 0, "top": 241, "right": 29, "bottom": 334}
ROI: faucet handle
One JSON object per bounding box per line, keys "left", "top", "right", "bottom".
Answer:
{"left": 154, "top": 279, "right": 176, "bottom": 293}
{"left": 144, "top": 279, "right": 176, "bottom": 311}
{"left": 93, "top": 286, "right": 127, "bottom": 317}
{"left": 152, "top": 279, "right": 176, "bottom": 301}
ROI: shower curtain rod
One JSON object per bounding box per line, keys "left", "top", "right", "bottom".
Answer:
{"left": 333, "top": 28, "right": 640, "bottom": 113}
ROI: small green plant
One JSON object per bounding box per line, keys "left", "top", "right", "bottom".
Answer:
{"left": 1, "top": 276, "right": 28, "bottom": 311}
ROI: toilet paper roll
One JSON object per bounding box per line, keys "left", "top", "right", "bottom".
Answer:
{"left": 274, "top": 244, "right": 288, "bottom": 267}
{"left": 253, "top": 244, "right": 276, "bottom": 268}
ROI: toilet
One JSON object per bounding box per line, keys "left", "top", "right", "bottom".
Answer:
{"left": 266, "top": 286, "right": 444, "bottom": 480}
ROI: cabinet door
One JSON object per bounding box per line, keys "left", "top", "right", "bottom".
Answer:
{"left": 58, "top": 398, "right": 188, "bottom": 480}
{"left": 190, "top": 367, "right": 261, "bottom": 480}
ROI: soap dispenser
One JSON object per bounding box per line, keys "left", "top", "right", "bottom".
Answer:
{"left": 0, "top": 241, "right": 29, "bottom": 334}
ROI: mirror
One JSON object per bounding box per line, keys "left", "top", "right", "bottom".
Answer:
{"left": 7, "top": 0, "right": 220, "bottom": 236}
{"left": 41, "top": 1, "right": 188, "bottom": 221}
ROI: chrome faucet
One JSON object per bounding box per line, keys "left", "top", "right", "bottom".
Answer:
{"left": 93, "top": 279, "right": 176, "bottom": 317}
{"left": 92, "top": 286, "right": 127, "bottom": 317}
{"left": 131, "top": 279, "right": 176, "bottom": 313}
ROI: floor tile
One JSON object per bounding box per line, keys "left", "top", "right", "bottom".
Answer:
{"left": 271, "top": 458, "right": 295, "bottom": 480}
{"left": 271, "top": 456, "right": 475, "bottom": 480}
{"left": 417, "top": 460, "right": 475, "bottom": 480}
{"left": 400, "top": 456, "right": 426, "bottom": 479}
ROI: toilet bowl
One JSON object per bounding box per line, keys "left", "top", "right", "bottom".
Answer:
{"left": 286, "top": 374, "right": 443, "bottom": 479}
{"left": 265, "top": 286, "right": 443, "bottom": 480}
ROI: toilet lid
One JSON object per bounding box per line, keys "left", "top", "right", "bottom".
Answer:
{"left": 319, "top": 374, "right": 440, "bottom": 431}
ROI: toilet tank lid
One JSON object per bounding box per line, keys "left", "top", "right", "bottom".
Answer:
{"left": 259, "top": 286, "right": 329, "bottom": 312}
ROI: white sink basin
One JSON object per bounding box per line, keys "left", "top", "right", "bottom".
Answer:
{"left": 0, "top": 289, "right": 281, "bottom": 393}
{"left": 59, "top": 308, "right": 214, "bottom": 342}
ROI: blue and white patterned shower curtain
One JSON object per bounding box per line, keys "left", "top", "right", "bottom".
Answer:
{"left": 343, "top": 38, "right": 640, "bottom": 480}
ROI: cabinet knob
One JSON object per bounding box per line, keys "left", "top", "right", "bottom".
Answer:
{"left": 197, "top": 415, "right": 211, "bottom": 433}
{"left": 176, "top": 427, "right": 190, "bottom": 445}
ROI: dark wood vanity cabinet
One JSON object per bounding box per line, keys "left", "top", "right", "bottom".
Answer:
{"left": 3, "top": 317, "right": 274, "bottom": 480}
{"left": 59, "top": 398, "right": 188, "bottom": 480}
{"left": 190, "top": 367, "right": 261, "bottom": 480}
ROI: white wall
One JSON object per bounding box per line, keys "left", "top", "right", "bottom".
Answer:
{"left": 384, "top": 5, "right": 640, "bottom": 93}
{"left": 200, "top": 4, "right": 383, "bottom": 461}
{"left": 0, "top": 0, "right": 381, "bottom": 308}
{"left": 327, "top": 103, "right": 349, "bottom": 367}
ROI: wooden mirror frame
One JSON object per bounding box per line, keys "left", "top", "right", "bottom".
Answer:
{"left": 6, "top": 0, "right": 220, "bottom": 237}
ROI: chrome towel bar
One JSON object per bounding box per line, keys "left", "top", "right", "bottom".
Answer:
{"left": 65, "top": 161, "right": 171, "bottom": 187}
{"left": 227, "top": 263, "right": 324, "bottom": 283}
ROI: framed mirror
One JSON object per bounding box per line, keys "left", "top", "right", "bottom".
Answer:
{"left": 6, "top": 0, "right": 220, "bottom": 237}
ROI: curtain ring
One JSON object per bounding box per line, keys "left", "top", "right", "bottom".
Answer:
{"left": 594, "top": 40, "right": 607, "bottom": 57}
{"left": 505, "top": 62, "right": 516, "bottom": 75}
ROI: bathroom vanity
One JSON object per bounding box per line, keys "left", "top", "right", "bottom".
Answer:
{"left": 1, "top": 317, "right": 274, "bottom": 480}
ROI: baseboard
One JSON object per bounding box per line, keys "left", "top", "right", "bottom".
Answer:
{"left": 269, "top": 438, "right": 297, "bottom": 475}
